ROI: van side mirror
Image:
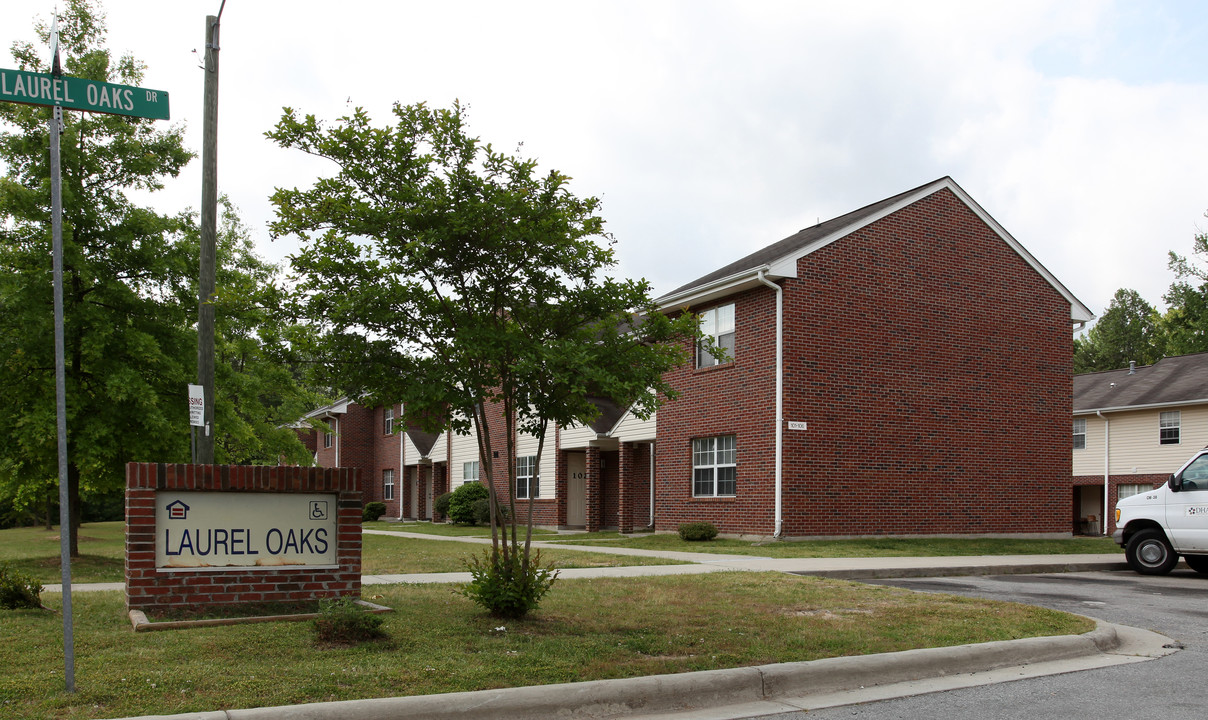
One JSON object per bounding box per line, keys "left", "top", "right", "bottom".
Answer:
{"left": 1169, "top": 473, "right": 1182, "bottom": 492}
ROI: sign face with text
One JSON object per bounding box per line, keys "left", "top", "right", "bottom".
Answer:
{"left": 188, "top": 384, "right": 204, "bottom": 427}
{"left": 0, "top": 67, "right": 169, "bottom": 119}
{"left": 155, "top": 492, "right": 338, "bottom": 570}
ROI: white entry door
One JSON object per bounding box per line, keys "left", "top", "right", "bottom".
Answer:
{"left": 567, "top": 453, "right": 586, "bottom": 526}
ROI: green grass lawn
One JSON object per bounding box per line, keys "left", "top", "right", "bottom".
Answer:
{"left": 360, "top": 534, "right": 681, "bottom": 573}
{"left": 0, "top": 573, "right": 1093, "bottom": 720}
{"left": 362, "top": 520, "right": 559, "bottom": 537}
{"left": 1, "top": 523, "right": 1121, "bottom": 585}
{"left": 0, "top": 523, "right": 680, "bottom": 584}
{"left": 547, "top": 533, "right": 1123, "bottom": 557}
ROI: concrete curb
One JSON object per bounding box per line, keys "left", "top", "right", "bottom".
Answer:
{"left": 109, "top": 621, "right": 1121, "bottom": 720}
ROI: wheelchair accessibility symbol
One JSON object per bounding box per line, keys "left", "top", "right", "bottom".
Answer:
{"left": 309, "top": 501, "right": 329, "bottom": 521}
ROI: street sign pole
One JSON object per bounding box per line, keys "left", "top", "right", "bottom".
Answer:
{"left": 50, "top": 98, "right": 75, "bottom": 695}
{"left": 0, "top": 16, "right": 172, "bottom": 695}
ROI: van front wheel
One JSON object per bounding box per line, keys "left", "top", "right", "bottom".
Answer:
{"left": 1126, "top": 528, "right": 1178, "bottom": 575}
{"left": 1183, "top": 554, "right": 1208, "bottom": 575}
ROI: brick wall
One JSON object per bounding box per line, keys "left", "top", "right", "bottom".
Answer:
{"left": 125, "top": 463, "right": 362, "bottom": 613}
{"left": 371, "top": 403, "right": 403, "bottom": 518}
{"left": 657, "top": 188, "right": 1073, "bottom": 537}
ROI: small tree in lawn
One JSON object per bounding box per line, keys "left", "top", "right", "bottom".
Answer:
{"left": 269, "top": 101, "right": 699, "bottom": 618}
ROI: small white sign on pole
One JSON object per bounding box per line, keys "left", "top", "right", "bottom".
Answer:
{"left": 188, "top": 384, "right": 205, "bottom": 427}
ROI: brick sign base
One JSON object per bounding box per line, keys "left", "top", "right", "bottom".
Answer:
{"left": 125, "top": 463, "right": 362, "bottom": 613}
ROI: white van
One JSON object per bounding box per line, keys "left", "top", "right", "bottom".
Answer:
{"left": 1114, "top": 448, "right": 1208, "bottom": 575}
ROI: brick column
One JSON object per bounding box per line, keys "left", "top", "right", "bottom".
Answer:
{"left": 418, "top": 464, "right": 429, "bottom": 520}
{"left": 618, "top": 442, "right": 635, "bottom": 533}
{"left": 554, "top": 450, "right": 568, "bottom": 527}
{"left": 585, "top": 446, "right": 601, "bottom": 533}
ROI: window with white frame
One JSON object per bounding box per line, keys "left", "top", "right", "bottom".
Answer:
{"left": 462, "top": 461, "right": 479, "bottom": 485}
{"left": 323, "top": 428, "right": 333, "bottom": 449}
{"left": 1117, "top": 483, "right": 1150, "bottom": 501}
{"left": 516, "top": 455, "right": 539, "bottom": 499}
{"left": 383, "top": 406, "right": 394, "bottom": 435}
{"left": 696, "top": 303, "right": 736, "bottom": 368}
{"left": 693, "top": 435, "right": 736, "bottom": 497}
{"left": 1160, "top": 411, "right": 1181, "bottom": 445}
{"left": 383, "top": 469, "right": 395, "bottom": 500}
{"left": 1072, "top": 418, "right": 1086, "bottom": 450}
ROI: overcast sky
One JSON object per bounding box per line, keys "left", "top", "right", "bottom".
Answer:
{"left": 4, "top": 0, "right": 1208, "bottom": 323}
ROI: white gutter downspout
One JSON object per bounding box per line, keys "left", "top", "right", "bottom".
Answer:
{"left": 405, "top": 408, "right": 410, "bottom": 519}
{"left": 649, "top": 443, "right": 656, "bottom": 529}
{"left": 334, "top": 416, "right": 341, "bottom": 468}
{"left": 1097, "top": 410, "right": 1109, "bottom": 536}
{"left": 756, "top": 270, "right": 784, "bottom": 538}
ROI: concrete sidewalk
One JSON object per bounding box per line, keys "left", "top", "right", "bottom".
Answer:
{"left": 48, "top": 528, "right": 1129, "bottom": 592}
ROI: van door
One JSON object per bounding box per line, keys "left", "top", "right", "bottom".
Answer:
{"left": 1168, "top": 454, "right": 1208, "bottom": 552}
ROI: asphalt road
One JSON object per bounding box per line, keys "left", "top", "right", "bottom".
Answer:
{"left": 767, "top": 567, "right": 1208, "bottom": 720}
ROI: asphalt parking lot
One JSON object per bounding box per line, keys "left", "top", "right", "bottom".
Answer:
{"left": 790, "top": 567, "right": 1208, "bottom": 720}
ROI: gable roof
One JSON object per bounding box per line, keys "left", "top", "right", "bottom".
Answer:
{"left": 1075, "top": 353, "right": 1208, "bottom": 413}
{"left": 405, "top": 426, "right": 440, "bottom": 457}
{"left": 656, "top": 176, "right": 1093, "bottom": 324}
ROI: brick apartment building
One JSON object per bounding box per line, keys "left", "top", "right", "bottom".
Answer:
{"left": 294, "top": 177, "right": 1093, "bottom": 538}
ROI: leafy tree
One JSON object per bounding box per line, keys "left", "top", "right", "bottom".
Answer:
{"left": 1073, "top": 288, "right": 1163, "bottom": 373}
{"left": 1161, "top": 225, "right": 1208, "bottom": 357}
{"left": 0, "top": 1, "right": 318, "bottom": 548}
{"left": 0, "top": 1, "right": 193, "bottom": 554}
{"left": 269, "top": 101, "right": 700, "bottom": 617}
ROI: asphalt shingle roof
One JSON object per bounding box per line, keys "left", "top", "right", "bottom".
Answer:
{"left": 1074, "top": 353, "right": 1208, "bottom": 411}
{"left": 663, "top": 177, "right": 949, "bottom": 299}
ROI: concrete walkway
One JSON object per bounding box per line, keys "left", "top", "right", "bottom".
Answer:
{"left": 65, "top": 531, "right": 1152, "bottom": 720}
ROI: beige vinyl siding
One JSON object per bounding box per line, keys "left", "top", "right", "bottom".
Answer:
{"left": 401, "top": 433, "right": 422, "bottom": 466}
{"left": 558, "top": 423, "right": 597, "bottom": 450}
{"left": 449, "top": 429, "right": 479, "bottom": 484}
{"left": 612, "top": 409, "right": 657, "bottom": 443}
{"left": 515, "top": 428, "right": 554, "bottom": 498}
{"left": 1073, "top": 404, "right": 1208, "bottom": 476}
{"left": 428, "top": 431, "right": 447, "bottom": 465}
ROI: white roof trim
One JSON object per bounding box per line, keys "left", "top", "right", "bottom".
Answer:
{"left": 657, "top": 265, "right": 781, "bottom": 310}
{"left": 1075, "top": 398, "right": 1208, "bottom": 415}
{"left": 302, "top": 397, "right": 350, "bottom": 420}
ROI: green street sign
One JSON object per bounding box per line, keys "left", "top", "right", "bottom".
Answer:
{"left": 0, "top": 67, "right": 169, "bottom": 120}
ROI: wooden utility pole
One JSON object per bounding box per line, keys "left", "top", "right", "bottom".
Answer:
{"left": 197, "top": 10, "right": 221, "bottom": 463}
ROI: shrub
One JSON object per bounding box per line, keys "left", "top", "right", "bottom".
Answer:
{"left": 448, "top": 482, "right": 490, "bottom": 525}
{"left": 472, "top": 497, "right": 510, "bottom": 526}
{"left": 362, "top": 501, "right": 387, "bottom": 522}
{"left": 462, "top": 548, "right": 558, "bottom": 619}
{"left": 678, "top": 521, "right": 718, "bottom": 542}
{"left": 312, "top": 597, "right": 386, "bottom": 644}
{"left": 434, "top": 492, "right": 453, "bottom": 519}
{"left": 0, "top": 564, "right": 43, "bottom": 610}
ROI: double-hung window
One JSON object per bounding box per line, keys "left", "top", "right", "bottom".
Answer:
{"left": 693, "top": 435, "right": 736, "bottom": 497}
{"left": 1072, "top": 418, "right": 1086, "bottom": 450}
{"left": 462, "top": 461, "right": 479, "bottom": 485}
{"left": 383, "top": 406, "right": 394, "bottom": 435}
{"left": 323, "top": 429, "right": 333, "bottom": 449}
{"left": 697, "top": 303, "right": 735, "bottom": 368}
{"left": 516, "top": 456, "right": 539, "bottom": 499}
{"left": 383, "top": 469, "right": 395, "bottom": 500}
{"left": 1160, "top": 411, "right": 1181, "bottom": 445}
